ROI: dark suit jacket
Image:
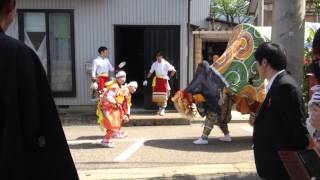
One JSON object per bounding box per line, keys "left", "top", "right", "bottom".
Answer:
{"left": 253, "top": 71, "right": 309, "bottom": 179}
{"left": 0, "top": 28, "right": 79, "bottom": 179}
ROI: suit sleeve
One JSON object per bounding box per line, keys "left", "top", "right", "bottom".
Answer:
{"left": 279, "top": 84, "right": 308, "bottom": 149}
{"left": 17, "top": 47, "right": 78, "bottom": 179}
{"left": 16, "top": 47, "right": 42, "bottom": 145}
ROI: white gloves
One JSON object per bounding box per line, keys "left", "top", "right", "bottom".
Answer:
{"left": 90, "top": 82, "right": 98, "bottom": 90}
{"left": 143, "top": 80, "right": 148, "bottom": 86}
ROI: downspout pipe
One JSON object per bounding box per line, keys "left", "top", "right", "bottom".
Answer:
{"left": 187, "top": 0, "right": 191, "bottom": 84}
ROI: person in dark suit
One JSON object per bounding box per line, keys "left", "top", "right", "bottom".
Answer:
{"left": 309, "top": 28, "right": 320, "bottom": 134}
{"left": 253, "top": 42, "right": 309, "bottom": 180}
{"left": 0, "top": 0, "right": 79, "bottom": 179}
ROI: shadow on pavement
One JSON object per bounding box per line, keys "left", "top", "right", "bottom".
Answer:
{"left": 75, "top": 136, "right": 103, "bottom": 140}
{"left": 68, "top": 143, "right": 103, "bottom": 149}
{"left": 144, "top": 136, "right": 252, "bottom": 153}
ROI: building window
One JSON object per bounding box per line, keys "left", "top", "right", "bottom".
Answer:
{"left": 18, "top": 10, "right": 76, "bottom": 97}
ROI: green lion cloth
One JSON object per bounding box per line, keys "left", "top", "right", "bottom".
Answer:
{"left": 214, "top": 23, "right": 271, "bottom": 104}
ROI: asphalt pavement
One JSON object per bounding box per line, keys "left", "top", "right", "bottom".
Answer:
{"left": 63, "top": 122, "right": 261, "bottom": 180}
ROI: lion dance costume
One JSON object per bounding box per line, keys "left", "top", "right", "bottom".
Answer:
{"left": 172, "top": 23, "right": 268, "bottom": 144}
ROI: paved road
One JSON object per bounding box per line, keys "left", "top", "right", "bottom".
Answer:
{"left": 64, "top": 122, "right": 261, "bottom": 180}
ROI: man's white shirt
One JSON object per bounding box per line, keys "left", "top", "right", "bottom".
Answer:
{"left": 266, "top": 69, "right": 285, "bottom": 93}
{"left": 149, "top": 59, "right": 175, "bottom": 80}
{"left": 92, "top": 56, "right": 114, "bottom": 78}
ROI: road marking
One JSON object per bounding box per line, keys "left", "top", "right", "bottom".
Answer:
{"left": 113, "top": 139, "right": 147, "bottom": 162}
{"left": 240, "top": 125, "right": 253, "bottom": 133}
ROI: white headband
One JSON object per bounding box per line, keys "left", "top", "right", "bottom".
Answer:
{"left": 116, "top": 71, "right": 126, "bottom": 78}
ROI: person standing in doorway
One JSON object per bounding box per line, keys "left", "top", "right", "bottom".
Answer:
{"left": 92, "top": 46, "right": 114, "bottom": 94}
{"left": 207, "top": 53, "right": 220, "bottom": 66}
{"left": 253, "top": 42, "right": 309, "bottom": 180}
{"left": 212, "top": 54, "right": 220, "bottom": 66}
{"left": 143, "top": 51, "right": 176, "bottom": 116}
{"left": 0, "top": 0, "right": 78, "bottom": 179}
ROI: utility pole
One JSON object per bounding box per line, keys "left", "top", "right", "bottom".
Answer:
{"left": 271, "top": 0, "right": 306, "bottom": 85}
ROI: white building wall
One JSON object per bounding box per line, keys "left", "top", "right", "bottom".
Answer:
{"left": 6, "top": 0, "right": 209, "bottom": 105}
{"left": 190, "top": 0, "right": 210, "bottom": 28}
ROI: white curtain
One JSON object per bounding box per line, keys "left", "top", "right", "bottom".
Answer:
{"left": 49, "top": 13, "right": 72, "bottom": 92}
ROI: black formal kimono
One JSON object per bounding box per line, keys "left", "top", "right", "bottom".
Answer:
{"left": 253, "top": 71, "right": 309, "bottom": 180}
{"left": 0, "top": 28, "right": 78, "bottom": 179}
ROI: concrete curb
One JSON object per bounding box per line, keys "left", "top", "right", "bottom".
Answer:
{"left": 60, "top": 113, "right": 191, "bottom": 126}
{"left": 124, "top": 115, "right": 191, "bottom": 126}
{"left": 77, "top": 163, "right": 258, "bottom": 180}
{"left": 59, "top": 110, "right": 249, "bottom": 126}
{"left": 60, "top": 115, "right": 249, "bottom": 126}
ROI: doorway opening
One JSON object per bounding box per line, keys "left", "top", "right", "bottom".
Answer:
{"left": 203, "top": 41, "right": 228, "bottom": 62}
{"left": 115, "top": 27, "right": 145, "bottom": 108}
{"left": 115, "top": 26, "right": 180, "bottom": 109}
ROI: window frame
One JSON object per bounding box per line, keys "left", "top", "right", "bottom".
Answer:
{"left": 17, "top": 9, "right": 76, "bottom": 97}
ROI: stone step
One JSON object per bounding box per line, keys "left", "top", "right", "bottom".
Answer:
{"left": 60, "top": 112, "right": 190, "bottom": 126}
{"left": 58, "top": 106, "right": 250, "bottom": 126}
{"left": 59, "top": 111, "right": 249, "bottom": 127}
